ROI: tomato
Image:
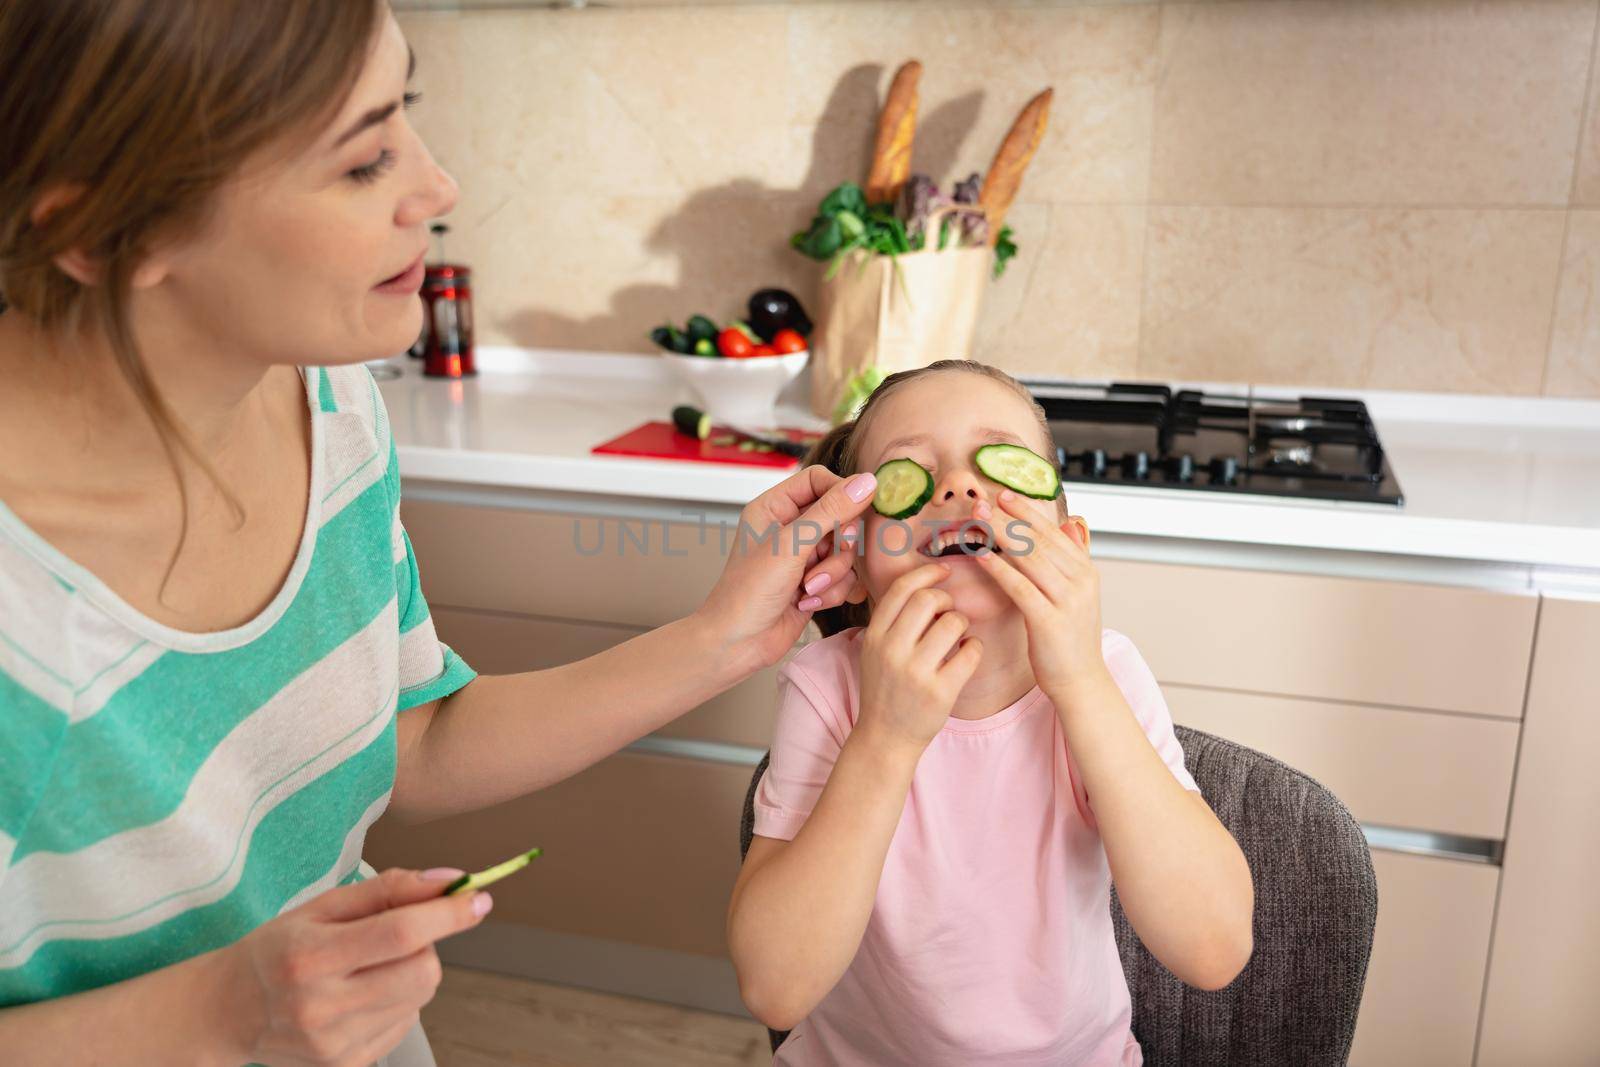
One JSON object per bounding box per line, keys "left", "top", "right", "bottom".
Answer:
{"left": 750, "top": 344, "right": 777, "bottom": 357}
{"left": 771, "top": 328, "right": 807, "bottom": 354}
{"left": 717, "top": 327, "right": 753, "bottom": 359}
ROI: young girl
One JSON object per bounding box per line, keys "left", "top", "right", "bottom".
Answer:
{"left": 728, "top": 361, "right": 1254, "bottom": 1065}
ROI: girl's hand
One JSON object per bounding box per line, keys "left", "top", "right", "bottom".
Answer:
{"left": 697, "top": 465, "right": 876, "bottom": 670}
{"left": 221, "top": 868, "right": 490, "bottom": 1067}
{"left": 855, "top": 563, "right": 983, "bottom": 756}
{"left": 974, "top": 491, "right": 1105, "bottom": 700}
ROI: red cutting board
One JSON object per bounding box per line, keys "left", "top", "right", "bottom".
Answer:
{"left": 592, "top": 421, "right": 822, "bottom": 469}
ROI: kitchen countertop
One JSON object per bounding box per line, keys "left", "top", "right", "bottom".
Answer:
{"left": 378, "top": 348, "right": 1600, "bottom": 590}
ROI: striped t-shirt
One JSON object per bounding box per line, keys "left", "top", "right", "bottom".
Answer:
{"left": 0, "top": 363, "right": 474, "bottom": 1006}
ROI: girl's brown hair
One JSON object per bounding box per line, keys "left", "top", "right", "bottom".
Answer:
{"left": 807, "top": 359, "right": 1063, "bottom": 638}
{"left": 0, "top": 0, "right": 384, "bottom": 586}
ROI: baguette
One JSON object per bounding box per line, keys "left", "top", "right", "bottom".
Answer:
{"left": 978, "top": 88, "right": 1052, "bottom": 244}
{"left": 865, "top": 60, "right": 922, "bottom": 205}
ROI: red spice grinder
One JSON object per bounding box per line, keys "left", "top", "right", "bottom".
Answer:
{"left": 408, "top": 222, "right": 475, "bottom": 378}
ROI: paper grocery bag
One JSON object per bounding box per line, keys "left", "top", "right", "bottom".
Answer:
{"left": 809, "top": 245, "right": 993, "bottom": 421}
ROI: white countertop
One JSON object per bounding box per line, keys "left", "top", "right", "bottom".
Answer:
{"left": 379, "top": 348, "right": 1600, "bottom": 583}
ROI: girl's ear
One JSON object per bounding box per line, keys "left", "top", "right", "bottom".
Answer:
{"left": 1063, "top": 515, "right": 1091, "bottom": 554}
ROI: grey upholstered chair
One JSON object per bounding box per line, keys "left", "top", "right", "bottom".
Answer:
{"left": 737, "top": 725, "right": 1378, "bottom": 1065}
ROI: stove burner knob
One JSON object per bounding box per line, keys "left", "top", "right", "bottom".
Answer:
{"left": 1084, "top": 449, "right": 1108, "bottom": 478}
{"left": 1173, "top": 454, "right": 1195, "bottom": 483}
{"left": 1122, "top": 451, "right": 1151, "bottom": 481}
{"left": 1209, "top": 456, "right": 1239, "bottom": 486}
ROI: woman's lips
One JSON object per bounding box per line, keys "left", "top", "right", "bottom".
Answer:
{"left": 375, "top": 253, "right": 426, "bottom": 294}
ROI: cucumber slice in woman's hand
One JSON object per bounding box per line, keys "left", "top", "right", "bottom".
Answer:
{"left": 873, "top": 458, "right": 935, "bottom": 519}
{"left": 974, "top": 443, "right": 1061, "bottom": 500}
{"left": 443, "top": 848, "right": 543, "bottom": 896}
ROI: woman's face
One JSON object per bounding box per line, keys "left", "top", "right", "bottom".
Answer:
{"left": 144, "top": 14, "right": 456, "bottom": 368}
{"left": 851, "top": 373, "right": 1069, "bottom": 627}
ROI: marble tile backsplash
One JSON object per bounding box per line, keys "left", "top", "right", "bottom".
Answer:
{"left": 399, "top": 0, "right": 1600, "bottom": 397}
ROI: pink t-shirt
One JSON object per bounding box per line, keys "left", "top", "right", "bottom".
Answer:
{"left": 752, "top": 627, "right": 1199, "bottom": 1067}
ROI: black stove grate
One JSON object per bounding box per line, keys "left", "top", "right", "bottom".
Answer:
{"left": 1020, "top": 380, "right": 1404, "bottom": 506}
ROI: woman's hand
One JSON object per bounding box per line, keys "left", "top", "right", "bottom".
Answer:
{"left": 696, "top": 465, "right": 877, "bottom": 670}
{"left": 221, "top": 868, "right": 490, "bottom": 1067}
{"left": 855, "top": 563, "right": 983, "bottom": 756}
{"left": 974, "top": 491, "right": 1105, "bottom": 700}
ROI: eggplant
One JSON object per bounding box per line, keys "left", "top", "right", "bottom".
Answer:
{"left": 747, "top": 288, "right": 813, "bottom": 341}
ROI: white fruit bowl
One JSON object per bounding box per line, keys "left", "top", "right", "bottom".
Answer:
{"left": 662, "top": 350, "right": 809, "bottom": 431}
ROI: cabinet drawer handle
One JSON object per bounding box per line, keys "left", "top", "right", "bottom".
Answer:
{"left": 1362, "top": 824, "right": 1502, "bottom": 865}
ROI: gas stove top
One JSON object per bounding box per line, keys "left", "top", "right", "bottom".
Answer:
{"left": 1019, "top": 380, "right": 1404, "bottom": 506}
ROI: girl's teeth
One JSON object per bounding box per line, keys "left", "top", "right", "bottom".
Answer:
{"left": 925, "top": 530, "right": 986, "bottom": 556}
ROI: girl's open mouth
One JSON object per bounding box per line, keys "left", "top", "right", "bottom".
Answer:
{"left": 918, "top": 523, "right": 996, "bottom": 559}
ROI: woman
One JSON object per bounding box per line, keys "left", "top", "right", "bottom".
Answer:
{"left": 0, "top": 2, "right": 873, "bottom": 1063}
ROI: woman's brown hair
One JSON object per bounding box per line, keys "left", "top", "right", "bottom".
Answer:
{"left": 0, "top": 0, "right": 384, "bottom": 587}
{"left": 806, "top": 359, "right": 1064, "bottom": 638}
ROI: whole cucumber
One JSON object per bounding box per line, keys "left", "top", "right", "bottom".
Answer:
{"left": 686, "top": 315, "right": 719, "bottom": 346}
{"left": 650, "top": 325, "right": 691, "bottom": 354}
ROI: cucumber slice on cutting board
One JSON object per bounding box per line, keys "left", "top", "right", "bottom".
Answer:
{"left": 873, "top": 458, "right": 935, "bottom": 519}
{"left": 671, "top": 405, "right": 712, "bottom": 441}
{"left": 444, "top": 848, "right": 543, "bottom": 896}
{"left": 975, "top": 444, "right": 1061, "bottom": 500}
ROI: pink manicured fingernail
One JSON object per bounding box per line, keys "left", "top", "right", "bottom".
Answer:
{"left": 420, "top": 868, "right": 465, "bottom": 881}
{"left": 473, "top": 892, "right": 494, "bottom": 917}
{"left": 999, "top": 489, "right": 1016, "bottom": 503}
{"left": 798, "top": 596, "right": 824, "bottom": 611}
{"left": 845, "top": 473, "right": 877, "bottom": 502}
{"left": 804, "top": 572, "right": 832, "bottom": 595}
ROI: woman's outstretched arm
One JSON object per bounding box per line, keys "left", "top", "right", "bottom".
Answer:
{"left": 388, "top": 465, "right": 877, "bottom": 822}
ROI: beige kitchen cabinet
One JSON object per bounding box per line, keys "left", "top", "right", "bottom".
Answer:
{"left": 1164, "top": 685, "right": 1519, "bottom": 841}
{"left": 403, "top": 500, "right": 734, "bottom": 628}
{"left": 365, "top": 749, "right": 749, "bottom": 959}
{"left": 1348, "top": 852, "right": 1501, "bottom": 1067}
{"left": 1475, "top": 594, "right": 1600, "bottom": 1066}
{"left": 429, "top": 606, "right": 781, "bottom": 747}
{"left": 383, "top": 497, "right": 1561, "bottom": 1065}
{"left": 1098, "top": 558, "right": 1537, "bottom": 719}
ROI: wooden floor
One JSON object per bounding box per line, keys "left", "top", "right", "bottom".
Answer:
{"left": 422, "top": 965, "right": 772, "bottom": 1067}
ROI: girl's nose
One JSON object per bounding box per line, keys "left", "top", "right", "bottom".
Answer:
{"left": 937, "top": 470, "right": 985, "bottom": 504}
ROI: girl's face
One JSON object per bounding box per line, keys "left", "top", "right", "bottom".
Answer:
{"left": 851, "top": 372, "right": 1070, "bottom": 626}
{"left": 139, "top": 14, "right": 456, "bottom": 369}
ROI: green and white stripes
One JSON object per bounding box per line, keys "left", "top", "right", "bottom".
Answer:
{"left": 0, "top": 365, "right": 474, "bottom": 1006}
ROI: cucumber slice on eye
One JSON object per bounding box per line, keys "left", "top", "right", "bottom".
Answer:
{"left": 443, "top": 847, "right": 543, "bottom": 896}
{"left": 872, "top": 458, "right": 935, "bottom": 519}
{"left": 974, "top": 443, "right": 1061, "bottom": 500}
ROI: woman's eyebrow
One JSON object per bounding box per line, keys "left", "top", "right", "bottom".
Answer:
{"left": 333, "top": 47, "right": 416, "bottom": 148}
